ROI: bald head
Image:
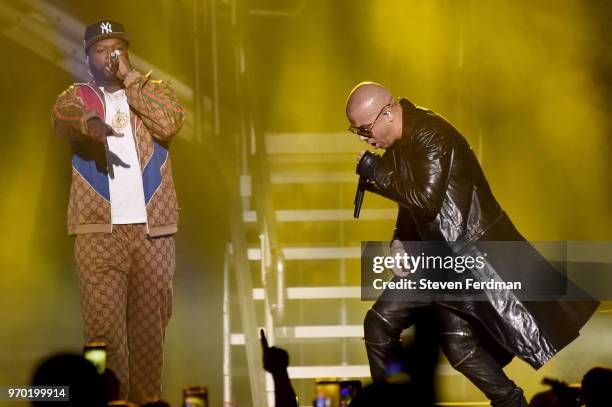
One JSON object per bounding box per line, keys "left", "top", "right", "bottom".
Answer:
{"left": 345, "top": 82, "right": 393, "bottom": 122}
{"left": 345, "top": 82, "right": 403, "bottom": 149}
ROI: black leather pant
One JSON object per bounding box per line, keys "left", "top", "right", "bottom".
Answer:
{"left": 364, "top": 300, "right": 528, "bottom": 407}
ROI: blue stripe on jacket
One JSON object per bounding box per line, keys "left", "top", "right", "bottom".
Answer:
{"left": 142, "top": 140, "right": 168, "bottom": 205}
{"left": 71, "top": 139, "right": 167, "bottom": 205}
{"left": 72, "top": 153, "right": 111, "bottom": 201}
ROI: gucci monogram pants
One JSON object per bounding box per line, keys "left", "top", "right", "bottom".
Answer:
{"left": 74, "top": 224, "right": 175, "bottom": 404}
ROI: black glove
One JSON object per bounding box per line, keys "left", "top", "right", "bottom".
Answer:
{"left": 356, "top": 151, "right": 387, "bottom": 185}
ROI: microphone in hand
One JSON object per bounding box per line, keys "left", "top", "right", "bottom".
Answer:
{"left": 354, "top": 151, "right": 381, "bottom": 219}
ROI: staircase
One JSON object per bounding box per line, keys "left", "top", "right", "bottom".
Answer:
{"left": 226, "top": 130, "right": 419, "bottom": 406}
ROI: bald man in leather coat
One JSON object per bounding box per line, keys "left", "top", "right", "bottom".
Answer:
{"left": 346, "top": 82, "right": 598, "bottom": 407}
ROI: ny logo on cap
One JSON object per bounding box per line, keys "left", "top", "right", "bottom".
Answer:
{"left": 100, "top": 22, "right": 113, "bottom": 34}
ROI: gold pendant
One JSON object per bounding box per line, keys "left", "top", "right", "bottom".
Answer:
{"left": 111, "top": 111, "right": 129, "bottom": 131}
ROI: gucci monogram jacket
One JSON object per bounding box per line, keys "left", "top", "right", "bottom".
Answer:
{"left": 52, "top": 71, "right": 185, "bottom": 237}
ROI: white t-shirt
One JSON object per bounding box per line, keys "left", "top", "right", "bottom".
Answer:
{"left": 101, "top": 87, "right": 147, "bottom": 224}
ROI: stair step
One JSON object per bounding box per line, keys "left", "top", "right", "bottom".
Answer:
{"left": 288, "top": 365, "right": 370, "bottom": 379}
{"left": 285, "top": 364, "right": 460, "bottom": 379}
{"left": 252, "top": 286, "right": 360, "bottom": 300}
{"left": 269, "top": 153, "right": 356, "bottom": 166}
{"left": 243, "top": 209, "right": 396, "bottom": 223}
{"left": 266, "top": 132, "right": 362, "bottom": 155}
{"left": 231, "top": 325, "right": 363, "bottom": 345}
{"left": 271, "top": 171, "right": 355, "bottom": 184}
{"left": 248, "top": 247, "right": 360, "bottom": 261}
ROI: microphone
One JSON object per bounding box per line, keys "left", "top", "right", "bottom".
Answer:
{"left": 110, "top": 49, "right": 121, "bottom": 62}
{"left": 109, "top": 50, "right": 121, "bottom": 72}
{"left": 354, "top": 151, "right": 381, "bottom": 218}
{"left": 354, "top": 176, "right": 366, "bottom": 219}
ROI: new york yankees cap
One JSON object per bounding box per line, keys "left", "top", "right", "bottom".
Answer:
{"left": 84, "top": 20, "right": 130, "bottom": 51}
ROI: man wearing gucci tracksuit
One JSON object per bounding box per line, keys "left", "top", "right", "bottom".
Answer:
{"left": 51, "top": 20, "right": 185, "bottom": 403}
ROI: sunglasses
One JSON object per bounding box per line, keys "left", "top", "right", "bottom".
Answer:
{"left": 348, "top": 100, "right": 393, "bottom": 138}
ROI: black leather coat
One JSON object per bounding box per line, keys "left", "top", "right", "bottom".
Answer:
{"left": 364, "top": 98, "right": 598, "bottom": 369}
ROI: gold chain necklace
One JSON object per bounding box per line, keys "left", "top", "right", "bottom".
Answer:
{"left": 103, "top": 89, "right": 129, "bottom": 131}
